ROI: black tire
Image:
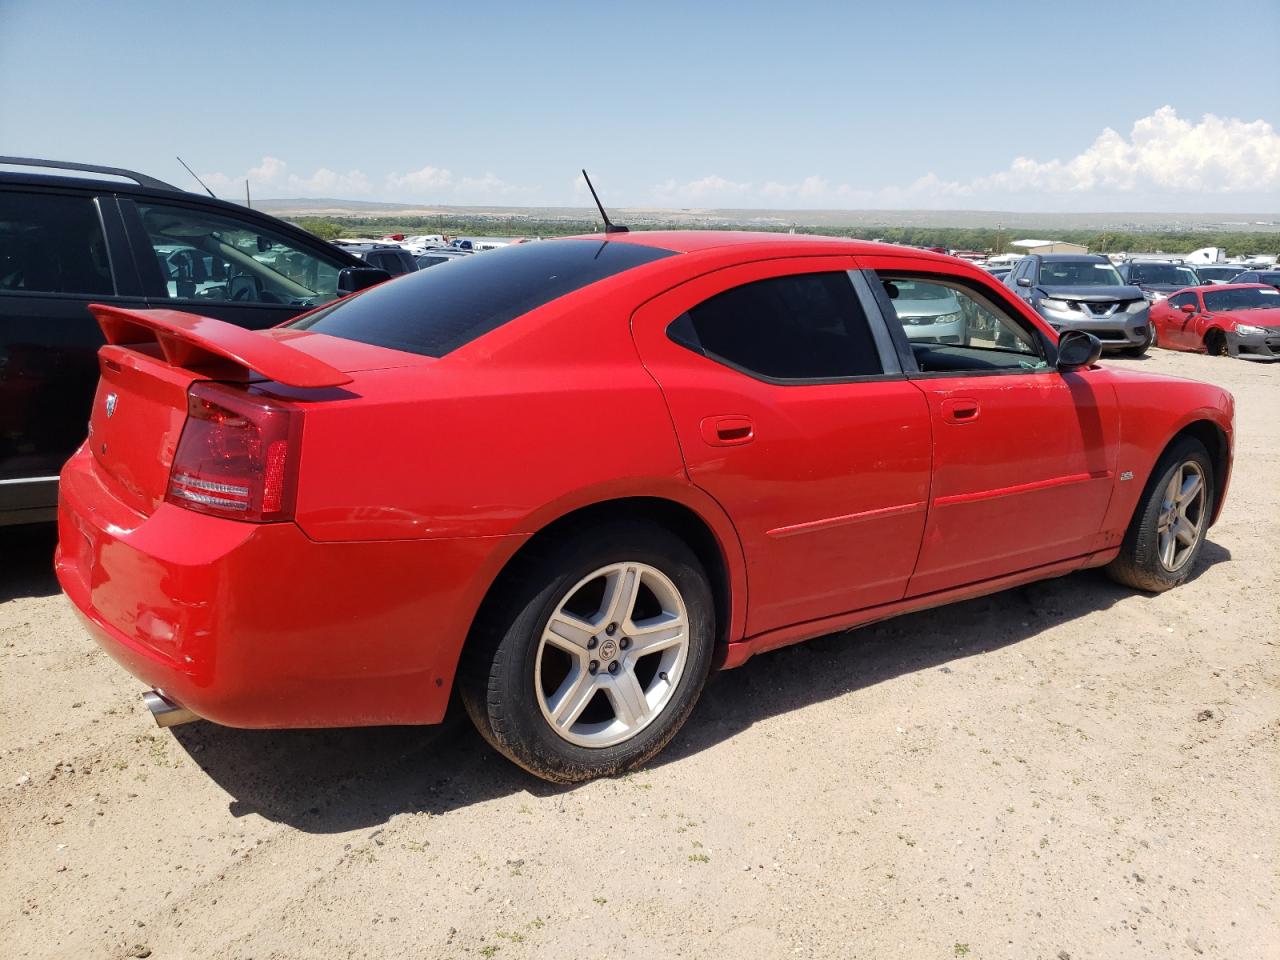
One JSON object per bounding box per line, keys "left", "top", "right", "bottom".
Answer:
{"left": 1106, "top": 436, "right": 1214, "bottom": 593}
{"left": 1120, "top": 341, "right": 1149, "bottom": 358}
{"left": 1205, "top": 329, "right": 1229, "bottom": 357}
{"left": 459, "top": 521, "right": 715, "bottom": 783}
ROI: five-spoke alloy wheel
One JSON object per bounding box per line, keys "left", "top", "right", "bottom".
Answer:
{"left": 536, "top": 562, "right": 690, "bottom": 748}
{"left": 1107, "top": 436, "right": 1215, "bottom": 592}
{"left": 460, "top": 521, "right": 714, "bottom": 783}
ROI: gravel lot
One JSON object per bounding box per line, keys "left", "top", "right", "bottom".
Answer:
{"left": 2, "top": 350, "right": 1277, "bottom": 960}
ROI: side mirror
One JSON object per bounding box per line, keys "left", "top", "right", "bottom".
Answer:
{"left": 337, "top": 266, "right": 391, "bottom": 296}
{"left": 1016, "top": 276, "right": 1032, "bottom": 287}
{"left": 1057, "top": 330, "right": 1103, "bottom": 371}
{"left": 1180, "top": 303, "right": 1196, "bottom": 314}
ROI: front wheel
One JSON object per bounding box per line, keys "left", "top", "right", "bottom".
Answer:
{"left": 460, "top": 522, "right": 715, "bottom": 783}
{"left": 1106, "top": 437, "right": 1214, "bottom": 592}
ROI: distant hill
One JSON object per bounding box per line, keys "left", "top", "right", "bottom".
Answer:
{"left": 256, "top": 198, "right": 1280, "bottom": 234}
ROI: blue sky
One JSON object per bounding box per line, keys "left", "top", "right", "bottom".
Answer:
{"left": 2, "top": 0, "right": 1277, "bottom": 211}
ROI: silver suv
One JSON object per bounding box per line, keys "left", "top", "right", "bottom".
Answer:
{"left": 1006, "top": 254, "right": 1150, "bottom": 356}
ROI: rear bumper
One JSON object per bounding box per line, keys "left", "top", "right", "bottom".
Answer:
{"left": 56, "top": 445, "right": 524, "bottom": 728}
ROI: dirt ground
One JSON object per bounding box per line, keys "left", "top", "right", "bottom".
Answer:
{"left": 2, "top": 349, "right": 1277, "bottom": 960}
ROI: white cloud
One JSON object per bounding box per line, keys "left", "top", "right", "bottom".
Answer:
{"left": 198, "top": 156, "right": 370, "bottom": 198}
{"left": 646, "top": 108, "right": 1280, "bottom": 211}
{"left": 386, "top": 165, "right": 455, "bottom": 194}
{"left": 972, "top": 107, "right": 1280, "bottom": 195}
{"left": 651, "top": 175, "right": 754, "bottom": 206}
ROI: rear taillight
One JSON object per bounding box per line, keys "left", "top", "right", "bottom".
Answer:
{"left": 166, "top": 382, "right": 301, "bottom": 522}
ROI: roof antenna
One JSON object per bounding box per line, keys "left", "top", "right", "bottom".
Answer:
{"left": 176, "top": 155, "right": 216, "bottom": 198}
{"left": 581, "top": 169, "right": 628, "bottom": 234}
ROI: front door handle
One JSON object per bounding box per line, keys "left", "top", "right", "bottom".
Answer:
{"left": 941, "top": 398, "right": 980, "bottom": 424}
{"left": 700, "top": 415, "right": 754, "bottom": 446}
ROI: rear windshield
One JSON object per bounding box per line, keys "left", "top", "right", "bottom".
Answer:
{"left": 288, "top": 238, "right": 677, "bottom": 356}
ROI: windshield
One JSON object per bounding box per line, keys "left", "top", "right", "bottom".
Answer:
{"left": 1197, "top": 266, "right": 1241, "bottom": 281}
{"left": 1127, "top": 263, "right": 1200, "bottom": 285}
{"left": 1038, "top": 261, "right": 1123, "bottom": 286}
{"left": 1204, "top": 286, "right": 1280, "bottom": 311}
{"left": 888, "top": 279, "right": 955, "bottom": 301}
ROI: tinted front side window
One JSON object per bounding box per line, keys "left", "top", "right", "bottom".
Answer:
{"left": 290, "top": 238, "right": 676, "bottom": 356}
{"left": 668, "top": 272, "right": 882, "bottom": 380}
{"left": 1168, "top": 292, "right": 1198, "bottom": 310}
{"left": 0, "top": 191, "right": 114, "bottom": 296}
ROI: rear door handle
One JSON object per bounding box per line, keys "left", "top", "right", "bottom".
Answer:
{"left": 700, "top": 415, "right": 754, "bottom": 446}
{"left": 941, "top": 398, "right": 980, "bottom": 424}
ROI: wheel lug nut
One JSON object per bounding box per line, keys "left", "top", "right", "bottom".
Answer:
{"left": 588, "top": 661, "right": 599, "bottom": 675}
{"left": 659, "top": 671, "right": 668, "bottom": 682}
{"left": 619, "top": 637, "right": 630, "bottom": 650}
{"left": 606, "top": 623, "right": 617, "bottom": 636}
{"left": 608, "top": 661, "right": 620, "bottom": 675}
{"left": 587, "top": 636, "right": 598, "bottom": 649}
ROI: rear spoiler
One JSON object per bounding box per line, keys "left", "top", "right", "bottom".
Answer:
{"left": 89, "top": 304, "right": 352, "bottom": 389}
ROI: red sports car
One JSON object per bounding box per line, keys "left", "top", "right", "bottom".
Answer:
{"left": 1149, "top": 283, "right": 1280, "bottom": 359}
{"left": 56, "top": 233, "right": 1234, "bottom": 782}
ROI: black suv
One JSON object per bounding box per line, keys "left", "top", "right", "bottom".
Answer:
{"left": 1116, "top": 259, "right": 1202, "bottom": 300}
{"left": 340, "top": 243, "right": 419, "bottom": 276}
{"left": 0, "top": 157, "right": 384, "bottom": 525}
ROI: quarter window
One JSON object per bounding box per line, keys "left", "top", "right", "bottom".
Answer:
{"left": 0, "top": 192, "right": 114, "bottom": 296}
{"left": 668, "top": 272, "right": 883, "bottom": 380}
{"left": 136, "top": 202, "right": 345, "bottom": 307}
{"left": 876, "top": 273, "right": 1047, "bottom": 374}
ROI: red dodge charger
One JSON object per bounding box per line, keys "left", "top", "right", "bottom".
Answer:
{"left": 56, "top": 233, "right": 1234, "bottom": 781}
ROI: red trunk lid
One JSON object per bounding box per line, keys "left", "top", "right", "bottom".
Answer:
{"left": 82, "top": 305, "right": 428, "bottom": 517}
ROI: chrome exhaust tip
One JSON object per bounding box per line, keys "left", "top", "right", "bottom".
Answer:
{"left": 142, "top": 690, "right": 198, "bottom": 728}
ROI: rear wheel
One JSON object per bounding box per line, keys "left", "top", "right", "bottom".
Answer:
{"left": 1106, "top": 437, "right": 1213, "bottom": 592}
{"left": 460, "top": 522, "right": 715, "bottom": 783}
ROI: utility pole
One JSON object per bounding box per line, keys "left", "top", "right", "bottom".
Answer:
{"left": 245, "top": 179, "right": 251, "bottom": 209}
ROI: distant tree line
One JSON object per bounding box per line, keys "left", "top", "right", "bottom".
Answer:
{"left": 291, "top": 216, "right": 1280, "bottom": 257}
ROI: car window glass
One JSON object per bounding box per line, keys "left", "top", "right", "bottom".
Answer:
{"left": 0, "top": 191, "right": 114, "bottom": 296}
{"left": 1168, "top": 292, "right": 1197, "bottom": 310}
{"left": 290, "top": 238, "right": 677, "bottom": 357}
{"left": 1038, "top": 260, "right": 1123, "bottom": 286}
{"left": 136, "top": 202, "right": 343, "bottom": 307}
{"left": 877, "top": 273, "right": 1047, "bottom": 374}
{"left": 668, "top": 272, "right": 883, "bottom": 381}
{"left": 1204, "top": 286, "right": 1280, "bottom": 311}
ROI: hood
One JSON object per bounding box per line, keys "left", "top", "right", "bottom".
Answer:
{"left": 1216, "top": 306, "right": 1280, "bottom": 328}
{"left": 1036, "top": 284, "right": 1144, "bottom": 302}
{"left": 1135, "top": 282, "right": 1184, "bottom": 294}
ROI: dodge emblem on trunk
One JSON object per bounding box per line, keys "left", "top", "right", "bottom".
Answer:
{"left": 105, "top": 393, "right": 118, "bottom": 418}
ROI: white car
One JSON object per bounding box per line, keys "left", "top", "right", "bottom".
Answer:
{"left": 400, "top": 234, "right": 447, "bottom": 256}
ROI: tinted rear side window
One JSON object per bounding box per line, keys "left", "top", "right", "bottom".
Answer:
{"left": 668, "top": 272, "right": 883, "bottom": 380}
{"left": 289, "top": 239, "right": 676, "bottom": 356}
{"left": 0, "top": 191, "right": 114, "bottom": 296}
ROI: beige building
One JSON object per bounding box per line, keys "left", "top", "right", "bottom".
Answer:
{"left": 1010, "top": 238, "right": 1088, "bottom": 255}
